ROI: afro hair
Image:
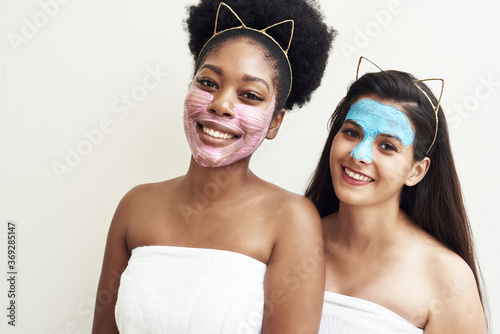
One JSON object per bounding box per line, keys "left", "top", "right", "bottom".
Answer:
{"left": 184, "top": 0, "right": 336, "bottom": 111}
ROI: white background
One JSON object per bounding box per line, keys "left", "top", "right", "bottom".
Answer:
{"left": 1, "top": 0, "right": 499, "bottom": 333}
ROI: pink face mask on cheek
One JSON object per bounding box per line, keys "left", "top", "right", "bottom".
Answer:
{"left": 183, "top": 85, "right": 276, "bottom": 168}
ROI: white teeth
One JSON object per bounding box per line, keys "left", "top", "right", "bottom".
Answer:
{"left": 345, "top": 167, "right": 373, "bottom": 182}
{"left": 202, "top": 126, "right": 235, "bottom": 139}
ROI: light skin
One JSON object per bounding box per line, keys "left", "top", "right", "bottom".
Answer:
{"left": 92, "top": 38, "right": 325, "bottom": 334}
{"left": 323, "top": 95, "right": 487, "bottom": 333}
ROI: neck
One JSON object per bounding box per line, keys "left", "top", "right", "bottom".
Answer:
{"left": 334, "top": 199, "right": 410, "bottom": 252}
{"left": 182, "top": 156, "right": 254, "bottom": 204}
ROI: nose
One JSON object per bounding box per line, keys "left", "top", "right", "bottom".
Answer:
{"left": 207, "top": 90, "right": 235, "bottom": 118}
{"left": 350, "top": 136, "right": 373, "bottom": 164}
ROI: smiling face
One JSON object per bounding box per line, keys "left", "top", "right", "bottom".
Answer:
{"left": 345, "top": 99, "right": 414, "bottom": 163}
{"left": 183, "top": 38, "right": 279, "bottom": 168}
{"left": 329, "top": 97, "right": 428, "bottom": 207}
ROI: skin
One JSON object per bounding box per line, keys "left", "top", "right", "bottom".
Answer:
{"left": 323, "top": 95, "right": 487, "bottom": 333}
{"left": 92, "top": 38, "right": 325, "bottom": 334}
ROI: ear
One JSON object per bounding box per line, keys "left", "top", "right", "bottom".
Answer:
{"left": 405, "top": 157, "right": 431, "bottom": 187}
{"left": 266, "top": 108, "right": 286, "bottom": 140}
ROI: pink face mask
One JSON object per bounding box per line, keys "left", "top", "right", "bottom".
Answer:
{"left": 183, "top": 85, "right": 275, "bottom": 168}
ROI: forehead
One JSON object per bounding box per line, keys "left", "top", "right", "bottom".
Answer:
{"left": 345, "top": 98, "right": 414, "bottom": 145}
{"left": 201, "top": 38, "right": 275, "bottom": 79}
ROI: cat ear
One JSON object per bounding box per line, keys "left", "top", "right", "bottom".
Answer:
{"left": 213, "top": 2, "right": 246, "bottom": 35}
{"left": 356, "top": 56, "right": 385, "bottom": 80}
{"left": 414, "top": 78, "right": 445, "bottom": 155}
{"left": 260, "top": 20, "right": 295, "bottom": 55}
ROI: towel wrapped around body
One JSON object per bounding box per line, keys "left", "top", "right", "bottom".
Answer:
{"left": 115, "top": 245, "right": 267, "bottom": 334}
{"left": 319, "top": 291, "right": 424, "bottom": 334}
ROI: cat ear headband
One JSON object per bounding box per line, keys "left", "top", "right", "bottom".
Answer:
{"left": 356, "top": 56, "right": 444, "bottom": 156}
{"left": 198, "top": 2, "right": 294, "bottom": 98}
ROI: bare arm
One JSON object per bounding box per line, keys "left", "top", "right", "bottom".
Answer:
{"left": 262, "top": 197, "right": 325, "bottom": 334}
{"left": 92, "top": 191, "right": 134, "bottom": 334}
{"left": 424, "top": 256, "right": 487, "bottom": 333}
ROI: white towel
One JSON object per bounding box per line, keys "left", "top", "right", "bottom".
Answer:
{"left": 115, "top": 245, "right": 267, "bottom": 334}
{"left": 319, "top": 291, "right": 424, "bottom": 334}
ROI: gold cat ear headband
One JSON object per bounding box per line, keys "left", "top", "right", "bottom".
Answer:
{"left": 197, "top": 2, "right": 294, "bottom": 99}
{"left": 356, "top": 56, "right": 444, "bottom": 156}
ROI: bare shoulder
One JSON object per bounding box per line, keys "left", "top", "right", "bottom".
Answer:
{"left": 418, "top": 237, "right": 477, "bottom": 293}
{"left": 120, "top": 178, "right": 177, "bottom": 203}
{"left": 404, "top": 230, "right": 477, "bottom": 297}
{"left": 109, "top": 178, "right": 183, "bottom": 249}
{"left": 428, "top": 247, "right": 479, "bottom": 305}
{"left": 259, "top": 179, "right": 320, "bottom": 218}
{"left": 416, "top": 236, "right": 486, "bottom": 333}
{"left": 115, "top": 178, "right": 181, "bottom": 219}
{"left": 280, "top": 192, "right": 321, "bottom": 223}
{"left": 260, "top": 181, "right": 322, "bottom": 233}
{"left": 252, "top": 179, "right": 323, "bottom": 262}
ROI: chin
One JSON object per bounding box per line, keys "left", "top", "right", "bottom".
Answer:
{"left": 335, "top": 188, "right": 372, "bottom": 207}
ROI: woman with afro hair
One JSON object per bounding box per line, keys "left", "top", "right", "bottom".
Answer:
{"left": 92, "top": 0, "right": 335, "bottom": 333}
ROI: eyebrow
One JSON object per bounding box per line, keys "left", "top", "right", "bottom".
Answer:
{"left": 242, "top": 75, "right": 270, "bottom": 92}
{"left": 344, "top": 120, "right": 403, "bottom": 143}
{"left": 344, "top": 119, "right": 361, "bottom": 128}
{"left": 199, "top": 64, "right": 270, "bottom": 92}
{"left": 200, "top": 64, "right": 222, "bottom": 76}
{"left": 379, "top": 133, "right": 403, "bottom": 143}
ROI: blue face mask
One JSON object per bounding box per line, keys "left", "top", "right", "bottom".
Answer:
{"left": 344, "top": 99, "right": 414, "bottom": 163}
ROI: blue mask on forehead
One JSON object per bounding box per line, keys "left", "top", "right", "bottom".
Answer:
{"left": 345, "top": 99, "right": 414, "bottom": 163}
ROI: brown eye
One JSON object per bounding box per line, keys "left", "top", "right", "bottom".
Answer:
{"left": 342, "top": 129, "right": 360, "bottom": 139}
{"left": 380, "top": 143, "right": 396, "bottom": 151}
{"left": 241, "top": 92, "right": 264, "bottom": 101}
{"left": 196, "top": 77, "right": 217, "bottom": 88}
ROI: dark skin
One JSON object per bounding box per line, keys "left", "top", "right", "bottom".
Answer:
{"left": 92, "top": 39, "right": 325, "bottom": 333}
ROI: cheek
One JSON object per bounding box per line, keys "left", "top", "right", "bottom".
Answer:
{"left": 235, "top": 106, "right": 269, "bottom": 134}
{"left": 234, "top": 97, "right": 275, "bottom": 135}
{"left": 184, "top": 86, "right": 212, "bottom": 117}
{"left": 394, "top": 148, "right": 417, "bottom": 179}
{"left": 381, "top": 154, "right": 413, "bottom": 182}
{"left": 329, "top": 135, "right": 345, "bottom": 173}
{"left": 330, "top": 133, "right": 353, "bottom": 161}
{"left": 329, "top": 137, "right": 338, "bottom": 164}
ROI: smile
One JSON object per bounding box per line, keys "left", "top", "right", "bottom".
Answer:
{"left": 201, "top": 125, "right": 237, "bottom": 140}
{"left": 344, "top": 167, "right": 374, "bottom": 182}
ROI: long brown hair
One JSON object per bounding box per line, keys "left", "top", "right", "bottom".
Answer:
{"left": 305, "top": 70, "right": 486, "bottom": 309}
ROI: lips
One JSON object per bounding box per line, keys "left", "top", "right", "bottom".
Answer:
{"left": 342, "top": 166, "right": 374, "bottom": 185}
{"left": 201, "top": 125, "right": 236, "bottom": 139}
{"left": 197, "top": 120, "right": 240, "bottom": 141}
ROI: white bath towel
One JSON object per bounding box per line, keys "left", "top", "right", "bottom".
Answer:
{"left": 319, "top": 291, "right": 424, "bottom": 333}
{"left": 115, "top": 245, "right": 267, "bottom": 334}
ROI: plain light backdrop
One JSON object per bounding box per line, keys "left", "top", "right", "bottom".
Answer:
{"left": 1, "top": 0, "right": 499, "bottom": 333}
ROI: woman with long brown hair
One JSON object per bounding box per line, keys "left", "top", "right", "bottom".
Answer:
{"left": 306, "top": 58, "right": 487, "bottom": 333}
